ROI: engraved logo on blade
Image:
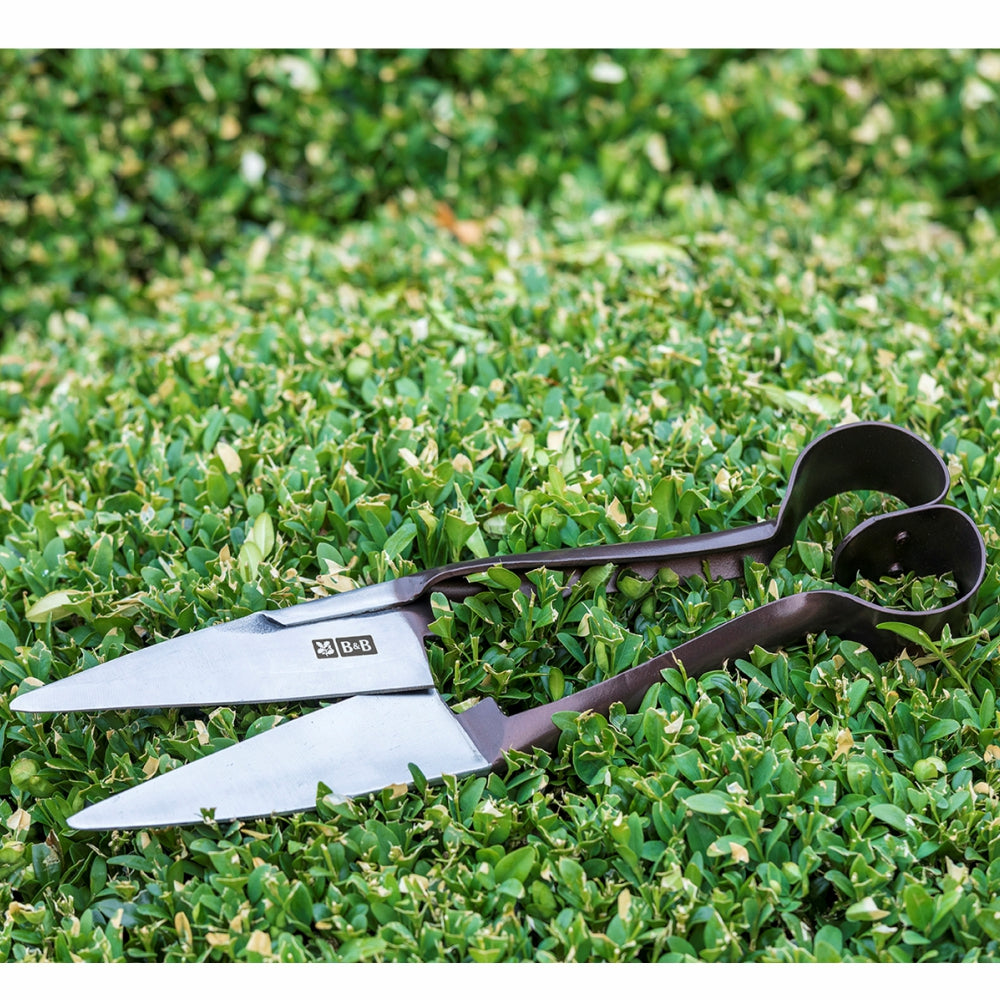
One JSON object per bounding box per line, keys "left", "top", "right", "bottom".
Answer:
{"left": 312, "top": 635, "right": 379, "bottom": 659}
{"left": 337, "top": 635, "right": 378, "bottom": 657}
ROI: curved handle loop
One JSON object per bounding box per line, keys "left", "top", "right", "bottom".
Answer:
{"left": 454, "top": 424, "right": 986, "bottom": 764}
{"left": 463, "top": 501, "right": 986, "bottom": 764}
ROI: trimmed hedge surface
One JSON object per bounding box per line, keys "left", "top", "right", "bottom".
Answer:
{"left": 3, "top": 50, "right": 1000, "bottom": 962}
{"left": 3, "top": 178, "right": 1000, "bottom": 960}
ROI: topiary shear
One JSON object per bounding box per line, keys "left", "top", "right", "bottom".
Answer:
{"left": 11, "top": 422, "right": 986, "bottom": 829}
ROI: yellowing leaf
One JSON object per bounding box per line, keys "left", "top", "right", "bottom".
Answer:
{"left": 917, "top": 372, "right": 944, "bottom": 405}
{"left": 834, "top": 729, "right": 854, "bottom": 760}
{"left": 216, "top": 441, "right": 241, "bottom": 474}
{"left": 664, "top": 714, "right": 684, "bottom": 735}
{"left": 547, "top": 426, "right": 568, "bottom": 451}
{"left": 6, "top": 807, "right": 30, "bottom": 832}
{"left": 606, "top": 497, "right": 627, "bottom": 527}
{"left": 246, "top": 930, "right": 272, "bottom": 957}
{"left": 730, "top": 842, "right": 750, "bottom": 864}
{"left": 434, "top": 202, "right": 485, "bottom": 245}
{"left": 714, "top": 467, "right": 732, "bottom": 497}
{"left": 984, "top": 745, "right": 1000, "bottom": 763}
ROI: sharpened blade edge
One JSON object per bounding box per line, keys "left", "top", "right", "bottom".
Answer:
{"left": 11, "top": 607, "right": 436, "bottom": 712}
{"left": 67, "top": 691, "right": 490, "bottom": 829}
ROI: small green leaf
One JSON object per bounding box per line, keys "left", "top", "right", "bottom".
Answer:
{"left": 88, "top": 533, "right": 115, "bottom": 579}
{"left": 796, "top": 540, "right": 825, "bottom": 576}
{"left": 383, "top": 520, "right": 417, "bottom": 561}
{"left": 486, "top": 565, "right": 523, "bottom": 591}
{"left": 685, "top": 792, "right": 730, "bottom": 815}
{"left": 31, "top": 841, "right": 63, "bottom": 886}
{"left": 846, "top": 896, "right": 890, "bottom": 922}
{"left": 546, "top": 666, "right": 565, "bottom": 701}
{"left": 904, "top": 884, "right": 934, "bottom": 929}
{"left": 206, "top": 465, "right": 232, "bottom": 506}
{"left": 10, "top": 758, "right": 40, "bottom": 787}
{"left": 870, "top": 802, "right": 913, "bottom": 832}
{"left": 237, "top": 539, "right": 263, "bottom": 580}
{"left": 250, "top": 512, "right": 275, "bottom": 559}
{"left": 26, "top": 589, "right": 93, "bottom": 623}
{"left": 445, "top": 511, "right": 477, "bottom": 550}
{"left": 494, "top": 845, "right": 536, "bottom": 884}
{"left": 0, "top": 618, "right": 19, "bottom": 656}
{"left": 847, "top": 678, "right": 870, "bottom": 716}
{"left": 617, "top": 574, "right": 652, "bottom": 600}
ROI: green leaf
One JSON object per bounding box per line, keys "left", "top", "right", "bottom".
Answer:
{"left": 494, "top": 845, "right": 536, "bottom": 884}
{"left": 25, "top": 589, "right": 93, "bottom": 623}
{"left": 870, "top": 802, "right": 913, "bottom": 832}
{"left": 977, "top": 907, "right": 1000, "bottom": 942}
{"left": 847, "top": 678, "right": 870, "bottom": 716}
{"left": 876, "top": 620, "right": 937, "bottom": 649}
{"left": 486, "top": 565, "right": 523, "bottom": 591}
{"left": 795, "top": 540, "right": 825, "bottom": 576}
{"left": 845, "top": 897, "right": 890, "bottom": 922}
{"left": 546, "top": 665, "right": 565, "bottom": 701}
{"left": 0, "top": 618, "right": 19, "bottom": 657}
{"left": 206, "top": 465, "right": 232, "bottom": 506}
{"left": 88, "top": 533, "right": 115, "bottom": 579}
{"left": 250, "top": 512, "right": 275, "bottom": 559}
{"left": 10, "top": 758, "right": 39, "bottom": 787}
{"left": 813, "top": 924, "right": 843, "bottom": 961}
{"left": 383, "top": 520, "right": 417, "bottom": 561}
{"left": 444, "top": 511, "right": 477, "bottom": 550}
{"left": 31, "top": 842, "right": 63, "bottom": 886}
{"left": 923, "top": 718, "right": 960, "bottom": 742}
{"left": 237, "top": 539, "right": 263, "bottom": 580}
{"left": 904, "top": 884, "right": 934, "bottom": 929}
{"left": 685, "top": 792, "right": 730, "bottom": 815}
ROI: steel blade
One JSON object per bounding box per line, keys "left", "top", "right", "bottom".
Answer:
{"left": 67, "top": 691, "right": 490, "bottom": 829}
{"left": 11, "top": 606, "right": 434, "bottom": 712}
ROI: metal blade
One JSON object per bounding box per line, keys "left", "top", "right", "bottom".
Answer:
{"left": 67, "top": 691, "right": 490, "bottom": 829}
{"left": 10, "top": 606, "right": 435, "bottom": 713}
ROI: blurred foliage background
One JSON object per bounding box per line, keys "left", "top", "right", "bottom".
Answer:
{"left": 3, "top": 48, "right": 1000, "bottom": 339}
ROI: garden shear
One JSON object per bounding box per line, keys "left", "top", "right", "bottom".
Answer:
{"left": 11, "top": 422, "right": 986, "bottom": 830}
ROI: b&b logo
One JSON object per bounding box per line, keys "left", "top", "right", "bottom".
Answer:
{"left": 312, "top": 635, "right": 378, "bottom": 659}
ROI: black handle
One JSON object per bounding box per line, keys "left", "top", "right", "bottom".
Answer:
{"left": 459, "top": 503, "right": 984, "bottom": 764}
{"left": 269, "top": 421, "right": 953, "bottom": 628}
{"left": 425, "top": 421, "right": 952, "bottom": 597}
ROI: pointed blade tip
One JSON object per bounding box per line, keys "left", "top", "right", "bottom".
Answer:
{"left": 66, "top": 802, "right": 183, "bottom": 832}
{"left": 9, "top": 689, "right": 49, "bottom": 713}
{"left": 9, "top": 688, "right": 106, "bottom": 714}
{"left": 59, "top": 693, "right": 489, "bottom": 830}
{"left": 65, "top": 803, "right": 114, "bottom": 831}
